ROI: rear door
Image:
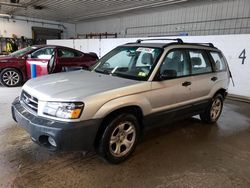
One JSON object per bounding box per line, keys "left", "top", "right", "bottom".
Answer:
{"left": 188, "top": 49, "right": 215, "bottom": 101}
{"left": 209, "top": 51, "right": 230, "bottom": 89}
{"left": 26, "top": 47, "right": 54, "bottom": 78}
{"left": 55, "top": 48, "right": 86, "bottom": 72}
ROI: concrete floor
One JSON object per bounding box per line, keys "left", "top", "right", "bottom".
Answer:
{"left": 0, "top": 86, "right": 250, "bottom": 188}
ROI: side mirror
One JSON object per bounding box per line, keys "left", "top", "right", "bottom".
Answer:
{"left": 159, "top": 69, "right": 177, "bottom": 80}
{"left": 26, "top": 54, "right": 32, "bottom": 59}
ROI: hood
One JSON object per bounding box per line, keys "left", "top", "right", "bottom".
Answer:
{"left": 0, "top": 55, "right": 17, "bottom": 62}
{"left": 23, "top": 70, "right": 141, "bottom": 101}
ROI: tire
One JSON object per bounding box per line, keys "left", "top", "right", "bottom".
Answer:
{"left": 98, "top": 113, "right": 140, "bottom": 164}
{"left": 200, "top": 94, "right": 224, "bottom": 123}
{"left": 0, "top": 68, "right": 23, "bottom": 87}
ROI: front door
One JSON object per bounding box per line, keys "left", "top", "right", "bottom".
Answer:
{"left": 148, "top": 49, "right": 192, "bottom": 124}
{"left": 26, "top": 47, "right": 54, "bottom": 78}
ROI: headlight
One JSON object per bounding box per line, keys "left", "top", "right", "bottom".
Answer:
{"left": 43, "top": 102, "right": 84, "bottom": 119}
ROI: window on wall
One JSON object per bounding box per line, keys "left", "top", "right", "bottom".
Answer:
{"left": 189, "top": 50, "right": 212, "bottom": 74}
{"left": 160, "top": 50, "right": 190, "bottom": 77}
{"left": 210, "top": 52, "right": 227, "bottom": 71}
{"left": 32, "top": 27, "right": 62, "bottom": 45}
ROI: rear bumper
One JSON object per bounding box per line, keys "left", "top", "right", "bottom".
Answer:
{"left": 11, "top": 97, "right": 101, "bottom": 151}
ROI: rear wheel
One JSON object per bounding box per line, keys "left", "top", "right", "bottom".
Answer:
{"left": 0, "top": 68, "right": 23, "bottom": 87}
{"left": 200, "top": 94, "right": 224, "bottom": 123}
{"left": 98, "top": 113, "right": 139, "bottom": 164}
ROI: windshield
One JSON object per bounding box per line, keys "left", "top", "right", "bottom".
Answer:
{"left": 93, "top": 46, "right": 163, "bottom": 81}
{"left": 10, "top": 46, "right": 37, "bottom": 57}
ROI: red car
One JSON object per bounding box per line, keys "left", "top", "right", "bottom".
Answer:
{"left": 0, "top": 45, "right": 98, "bottom": 87}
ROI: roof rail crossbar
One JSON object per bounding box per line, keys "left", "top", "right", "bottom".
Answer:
{"left": 187, "top": 43, "right": 215, "bottom": 48}
{"left": 136, "top": 38, "right": 183, "bottom": 44}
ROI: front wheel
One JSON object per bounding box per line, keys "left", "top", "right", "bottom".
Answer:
{"left": 0, "top": 68, "right": 23, "bottom": 87}
{"left": 98, "top": 114, "right": 139, "bottom": 164}
{"left": 200, "top": 94, "right": 224, "bottom": 123}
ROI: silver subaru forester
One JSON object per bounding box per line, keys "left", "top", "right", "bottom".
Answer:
{"left": 12, "top": 39, "right": 230, "bottom": 163}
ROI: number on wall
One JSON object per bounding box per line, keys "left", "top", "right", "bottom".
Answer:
{"left": 239, "top": 49, "right": 246, "bottom": 65}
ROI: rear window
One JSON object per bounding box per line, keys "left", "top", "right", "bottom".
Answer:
{"left": 210, "top": 52, "right": 227, "bottom": 72}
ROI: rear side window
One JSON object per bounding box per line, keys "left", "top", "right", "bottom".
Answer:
{"left": 189, "top": 50, "right": 212, "bottom": 75}
{"left": 57, "top": 48, "right": 82, "bottom": 58}
{"left": 210, "top": 52, "right": 227, "bottom": 71}
{"left": 160, "top": 49, "right": 190, "bottom": 77}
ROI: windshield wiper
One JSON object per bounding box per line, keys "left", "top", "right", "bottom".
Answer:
{"left": 110, "top": 66, "right": 119, "bottom": 75}
{"left": 94, "top": 69, "right": 110, "bottom": 75}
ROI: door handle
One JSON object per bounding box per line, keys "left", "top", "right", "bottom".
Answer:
{"left": 182, "top": 81, "right": 192, "bottom": 87}
{"left": 211, "top": 77, "right": 218, "bottom": 81}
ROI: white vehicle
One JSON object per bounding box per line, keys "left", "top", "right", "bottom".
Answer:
{"left": 12, "top": 39, "right": 231, "bottom": 164}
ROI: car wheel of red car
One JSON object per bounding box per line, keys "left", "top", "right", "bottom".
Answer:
{"left": 0, "top": 68, "right": 23, "bottom": 87}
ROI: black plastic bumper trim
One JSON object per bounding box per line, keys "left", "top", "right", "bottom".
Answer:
{"left": 12, "top": 97, "right": 101, "bottom": 151}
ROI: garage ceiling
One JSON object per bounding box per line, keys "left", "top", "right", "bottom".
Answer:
{"left": 0, "top": 0, "right": 189, "bottom": 23}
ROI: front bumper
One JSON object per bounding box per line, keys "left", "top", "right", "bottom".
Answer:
{"left": 11, "top": 97, "right": 101, "bottom": 151}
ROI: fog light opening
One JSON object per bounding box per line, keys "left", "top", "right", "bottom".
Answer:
{"left": 48, "top": 136, "right": 57, "bottom": 147}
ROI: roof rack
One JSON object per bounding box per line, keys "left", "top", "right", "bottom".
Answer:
{"left": 187, "top": 43, "right": 215, "bottom": 48}
{"left": 136, "top": 38, "right": 183, "bottom": 44}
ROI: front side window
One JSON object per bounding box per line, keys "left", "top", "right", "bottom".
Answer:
{"left": 189, "top": 50, "right": 212, "bottom": 75}
{"left": 31, "top": 48, "right": 54, "bottom": 59}
{"left": 210, "top": 52, "right": 226, "bottom": 71}
{"left": 160, "top": 49, "right": 190, "bottom": 77}
{"left": 93, "top": 46, "right": 163, "bottom": 81}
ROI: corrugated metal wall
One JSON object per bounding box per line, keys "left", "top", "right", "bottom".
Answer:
{"left": 76, "top": 0, "right": 250, "bottom": 37}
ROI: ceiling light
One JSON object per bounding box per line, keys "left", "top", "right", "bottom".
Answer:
{"left": 33, "top": 5, "right": 44, "bottom": 10}
{"left": 75, "top": 0, "right": 189, "bottom": 21}
{"left": 0, "top": 2, "right": 24, "bottom": 8}
{"left": 10, "top": 0, "right": 20, "bottom": 3}
{"left": 0, "top": 13, "right": 12, "bottom": 18}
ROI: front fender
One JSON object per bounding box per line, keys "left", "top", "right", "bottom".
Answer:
{"left": 92, "top": 94, "right": 152, "bottom": 119}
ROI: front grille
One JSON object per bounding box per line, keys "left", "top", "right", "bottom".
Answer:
{"left": 21, "top": 90, "right": 38, "bottom": 113}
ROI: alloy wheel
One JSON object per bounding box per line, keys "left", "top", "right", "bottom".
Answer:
{"left": 2, "top": 71, "right": 20, "bottom": 86}
{"left": 210, "top": 98, "right": 222, "bottom": 121}
{"left": 109, "top": 121, "right": 136, "bottom": 157}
